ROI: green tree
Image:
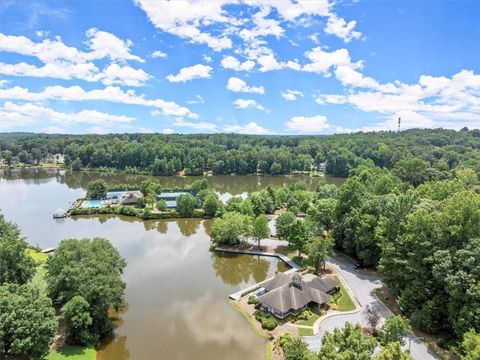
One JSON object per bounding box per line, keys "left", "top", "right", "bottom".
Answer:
{"left": 177, "top": 193, "right": 196, "bottom": 217}
{"left": 284, "top": 338, "right": 314, "bottom": 360}
{"left": 307, "top": 235, "right": 334, "bottom": 272}
{"left": 203, "top": 194, "right": 220, "bottom": 217}
{"left": 457, "top": 329, "right": 480, "bottom": 360}
{"left": 305, "top": 198, "right": 337, "bottom": 234}
{"left": 86, "top": 179, "right": 108, "bottom": 199}
{"left": 376, "top": 342, "right": 413, "bottom": 360}
{"left": 46, "top": 238, "right": 126, "bottom": 343}
{"left": 276, "top": 211, "right": 296, "bottom": 240}
{"left": 211, "top": 212, "right": 252, "bottom": 245}
{"left": 71, "top": 157, "right": 83, "bottom": 171}
{"left": 0, "top": 213, "right": 34, "bottom": 285}
{"left": 288, "top": 219, "right": 309, "bottom": 256}
{"left": 0, "top": 283, "right": 58, "bottom": 359}
{"left": 190, "top": 179, "right": 209, "bottom": 194}
{"left": 63, "top": 295, "right": 94, "bottom": 345}
{"left": 318, "top": 322, "right": 377, "bottom": 360}
{"left": 380, "top": 316, "right": 411, "bottom": 346}
{"left": 157, "top": 199, "right": 167, "bottom": 212}
{"left": 252, "top": 215, "right": 270, "bottom": 248}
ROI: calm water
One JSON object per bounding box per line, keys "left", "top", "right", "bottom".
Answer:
{"left": 0, "top": 169, "right": 343, "bottom": 360}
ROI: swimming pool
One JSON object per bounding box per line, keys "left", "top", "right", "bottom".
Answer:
{"left": 81, "top": 199, "right": 105, "bottom": 208}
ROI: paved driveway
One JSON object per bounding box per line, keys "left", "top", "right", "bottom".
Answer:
{"left": 303, "top": 253, "right": 438, "bottom": 360}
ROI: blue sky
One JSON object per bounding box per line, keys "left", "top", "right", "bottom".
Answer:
{"left": 0, "top": 0, "right": 479, "bottom": 135}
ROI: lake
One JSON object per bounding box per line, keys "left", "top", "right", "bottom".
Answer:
{"left": 0, "top": 168, "right": 343, "bottom": 360}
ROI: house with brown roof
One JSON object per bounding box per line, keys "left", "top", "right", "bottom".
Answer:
{"left": 257, "top": 272, "right": 338, "bottom": 319}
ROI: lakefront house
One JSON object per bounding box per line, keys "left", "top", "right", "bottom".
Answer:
{"left": 257, "top": 272, "right": 338, "bottom": 319}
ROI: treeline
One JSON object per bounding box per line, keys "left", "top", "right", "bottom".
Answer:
{"left": 0, "top": 212, "right": 126, "bottom": 358}
{"left": 2, "top": 128, "right": 480, "bottom": 176}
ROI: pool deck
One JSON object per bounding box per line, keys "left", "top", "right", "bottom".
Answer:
{"left": 214, "top": 247, "right": 302, "bottom": 300}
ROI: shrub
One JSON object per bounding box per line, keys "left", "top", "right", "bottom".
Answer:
{"left": 248, "top": 296, "right": 259, "bottom": 306}
{"left": 255, "top": 311, "right": 278, "bottom": 330}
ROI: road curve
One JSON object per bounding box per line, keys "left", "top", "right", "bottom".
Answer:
{"left": 302, "top": 253, "right": 438, "bottom": 360}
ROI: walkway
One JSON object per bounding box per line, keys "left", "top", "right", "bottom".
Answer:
{"left": 214, "top": 246, "right": 301, "bottom": 300}
{"left": 302, "top": 253, "right": 438, "bottom": 360}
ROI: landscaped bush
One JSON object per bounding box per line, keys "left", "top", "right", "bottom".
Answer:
{"left": 255, "top": 310, "right": 278, "bottom": 330}
{"left": 275, "top": 332, "right": 293, "bottom": 349}
{"left": 297, "top": 309, "right": 313, "bottom": 321}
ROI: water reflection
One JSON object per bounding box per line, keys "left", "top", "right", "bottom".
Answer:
{"left": 212, "top": 252, "right": 288, "bottom": 286}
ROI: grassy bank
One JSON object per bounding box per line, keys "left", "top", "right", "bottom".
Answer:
{"left": 45, "top": 346, "right": 96, "bottom": 360}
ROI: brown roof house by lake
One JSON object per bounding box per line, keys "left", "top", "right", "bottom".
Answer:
{"left": 257, "top": 272, "right": 338, "bottom": 319}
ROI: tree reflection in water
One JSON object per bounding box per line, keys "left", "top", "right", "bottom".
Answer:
{"left": 212, "top": 252, "right": 275, "bottom": 286}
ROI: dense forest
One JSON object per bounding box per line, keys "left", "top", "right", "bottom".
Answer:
{"left": 1, "top": 128, "right": 480, "bottom": 177}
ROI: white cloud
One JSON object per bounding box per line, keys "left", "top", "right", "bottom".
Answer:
{"left": 317, "top": 69, "right": 480, "bottom": 131}
{"left": 325, "top": 14, "right": 362, "bottom": 43}
{"left": 0, "top": 29, "right": 142, "bottom": 64}
{"left": 187, "top": 95, "right": 204, "bottom": 104}
{"left": 224, "top": 121, "right": 269, "bottom": 134}
{"left": 232, "top": 98, "right": 267, "bottom": 111}
{"left": 166, "top": 64, "right": 212, "bottom": 83}
{"left": 151, "top": 50, "right": 167, "bottom": 58}
{"left": 302, "top": 46, "right": 359, "bottom": 75}
{"left": 0, "top": 101, "right": 134, "bottom": 128}
{"left": 162, "top": 128, "right": 174, "bottom": 134}
{"left": 173, "top": 118, "right": 217, "bottom": 131}
{"left": 286, "top": 115, "right": 343, "bottom": 133}
{"left": 314, "top": 94, "right": 347, "bottom": 105}
{"left": 203, "top": 54, "right": 213, "bottom": 63}
{"left": 134, "top": 0, "right": 234, "bottom": 51}
{"left": 282, "top": 89, "right": 303, "bottom": 101}
{"left": 226, "top": 77, "right": 264, "bottom": 94}
{"left": 0, "top": 31, "right": 149, "bottom": 86}
{"left": 85, "top": 28, "right": 144, "bottom": 62}
{"left": 221, "top": 55, "right": 255, "bottom": 71}
{"left": 0, "top": 85, "right": 198, "bottom": 118}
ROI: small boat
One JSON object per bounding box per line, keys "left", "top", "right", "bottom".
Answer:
{"left": 42, "top": 247, "right": 56, "bottom": 254}
{"left": 53, "top": 209, "right": 67, "bottom": 219}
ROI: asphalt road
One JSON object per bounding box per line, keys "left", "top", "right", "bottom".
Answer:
{"left": 303, "top": 253, "right": 438, "bottom": 360}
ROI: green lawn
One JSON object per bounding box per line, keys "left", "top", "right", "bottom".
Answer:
{"left": 297, "top": 313, "right": 320, "bottom": 327}
{"left": 28, "top": 248, "right": 49, "bottom": 263}
{"left": 336, "top": 282, "right": 356, "bottom": 311}
{"left": 45, "top": 346, "right": 96, "bottom": 360}
{"left": 298, "top": 327, "right": 314, "bottom": 336}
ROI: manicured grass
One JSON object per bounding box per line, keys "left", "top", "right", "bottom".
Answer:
{"left": 336, "top": 282, "right": 356, "bottom": 311}
{"left": 298, "top": 327, "right": 314, "bottom": 336}
{"left": 265, "top": 341, "right": 273, "bottom": 360}
{"left": 229, "top": 300, "right": 269, "bottom": 339}
{"left": 28, "top": 248, "right": 48, "bottom": 263}
{"left": 45, "top": 346, "right": 96, "bottom": 360}
{"left": 297, "top": 313, "right": 320, "bottom": 327}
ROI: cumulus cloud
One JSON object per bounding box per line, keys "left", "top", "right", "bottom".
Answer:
{"left": 281, "top": 90, "right": 303, "bottom": 101}
{"left": 316, "top": 69, "right": 480, "bottom": 131}
{"left": 0, "top": 31, "right": 149, "bottom": 86}
{"left": 224, "top": 121, "right": 269, "bottom": 134}
{"left": 226, "top": 77, "right": 264, "bottom": 94}
{"left": 0, "top": 85, "right": 198, "bottom": 118}
{"left": 166, "top": 64, "right": 212, "bottom": 83}
{"left": 151, "top": 50, "right": 167, "bottom": 58}
{"left": 221, "top": 56, "right": 255, "bottom": 71}
{"left": 285, "top": 115, "right": 345, "bottom": 134}
{"left": 232, "top": 98, "right": 268, "bottom": 112}
{"left": 325, "top": 14, "right": 362, "bottom": 43}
